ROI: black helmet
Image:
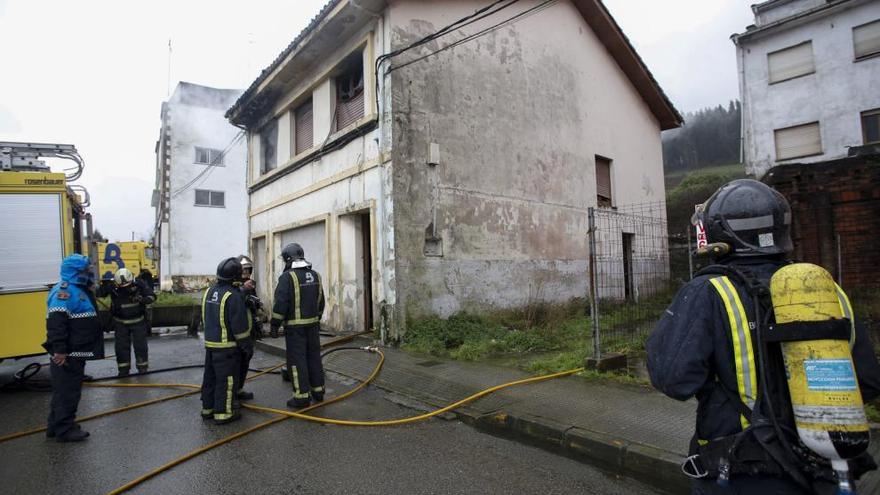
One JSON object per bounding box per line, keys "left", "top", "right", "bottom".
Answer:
{"left": 216, "top": 257, "right": 243, "bottom": 282}
{"left": 696, "top": 179, "right": 793, "bottom": 257}
{"left": 281, "top": 243, "right": 305, "bottom": 263}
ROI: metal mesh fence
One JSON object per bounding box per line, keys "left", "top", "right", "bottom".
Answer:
{"left": 586, "top": 201, "right": 880, "bottom": 360}
{"left": 587, "top": 202, "right": 683, "bottom": 359}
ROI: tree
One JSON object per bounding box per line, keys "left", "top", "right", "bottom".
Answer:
{"left": 662, "top": 100, "right": 742, "bottom": 173}
{"left": 92, "top": 229, "right": 108, "bottom": 242}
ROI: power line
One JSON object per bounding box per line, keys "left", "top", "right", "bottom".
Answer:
{"left": 373, "top": 0, "right": 521, "bottom": 120}
{"left": 171, "top": 130, "right": 245, "bottom": 198}
{"left": 388, "top": 0, "right": 556, "bottom": 74}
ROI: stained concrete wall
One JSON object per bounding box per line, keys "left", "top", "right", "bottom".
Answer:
{"left": 164, "top": 84, "right": 247, "bottom": 288}
{"left": 388, "top": 0, "right": 667, "bottom": 329}
{"left": 737, "top": 0, "right": 880, "bottom": 178}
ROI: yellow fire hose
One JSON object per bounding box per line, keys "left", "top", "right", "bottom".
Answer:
{"left": 0, "top": 363, "right": 285, "bottom": 444}
{"left": 2, "top": 345, "right": 585, "bottom": 495}
{"left": 104, "top": 350, "right": 387, "bottom": 495}
{"left": 242, "top": 365, "right": 584, "bottom": 427}
{"left": 107, "top": 349, "right": 583, "bottom": 495}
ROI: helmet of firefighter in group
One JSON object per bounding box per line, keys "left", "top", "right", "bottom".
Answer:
{"left": 216, "top": 257, "right": 243, "bottom": 282}
{"left": 280, "top": 243, "right": 305, "bottom": 263}
{"left": 237, "top": 255, "right": 254, "bottom": 273}
{"left": 114, "top": 268, "right": 135, "bottom": 287}
{"left": 694, "top": 179, "right": 793, "bottom": 257}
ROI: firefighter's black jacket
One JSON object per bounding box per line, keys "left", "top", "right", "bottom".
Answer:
{"left": 97, "top": 279, "right": 155, "bottom": 321}
{"left": 646, "top": 259, "right": 880, "bottom": 445}
{"left": 271, "top": 265, "right": 324, "bottom": 328}
{"left": 201, "top": 281, "right": 251, "bottom": 349}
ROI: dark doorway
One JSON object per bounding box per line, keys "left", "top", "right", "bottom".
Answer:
{"left": 623, "top": 233, "right": 634, "bottom": 300}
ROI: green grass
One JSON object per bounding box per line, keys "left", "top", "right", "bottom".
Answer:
{"left": 96, "top": 291, "right": 199, "bottom": 309}
{"left": 402, "top": 291, "right": 676, "bottom": 377}
{"left": 665, "top": 163, "right": 747, "bottom": 188}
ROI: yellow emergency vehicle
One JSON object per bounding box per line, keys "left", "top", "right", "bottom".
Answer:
{"left": 0, "top": 142, "right": 92, "bottom": 361}
{"left": 96, "top": 241, "right": 157, "bottom": 282}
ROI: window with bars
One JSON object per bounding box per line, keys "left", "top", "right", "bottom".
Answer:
{"left": 767, "top": 41, "right": 814, "bottom": 84}
{"left": 294, "top": 99, "right": 314, "bottom": 156}
{"left": 862, "top": 109, "right": 880, "bottom": 145}
{"left": 774, "top": 122, "right": 822, "bottom": 160}
{"left": 260, "top": 118, "right": 278, "bottom": 174}
{"left": 194, "top": 189, "right": 225, "bottom": 208}
{"left": 334, "top": 53, "right": 365, "bottom": 132}
{"left": 595, "top": 156, "right": 613, "bottom": 208}
{"left": 194, "top": 146, "right": 223, "bottom": 166}
{"left": 853, "top": 19, "right": 880, "bottom": 60}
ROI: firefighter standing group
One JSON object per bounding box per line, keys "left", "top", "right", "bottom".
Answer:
{"left": 199, "top": 243, "right": 325, "bottom": 423}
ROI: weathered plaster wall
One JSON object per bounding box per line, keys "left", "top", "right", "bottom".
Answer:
{"left": 388, "top": 0, "right": 667, "bottom": 330}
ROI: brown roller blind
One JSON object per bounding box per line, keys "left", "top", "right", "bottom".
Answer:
{"left": 596, "top": 156, "right": 612, "bottom": 207}
{"left": 294, "top": 100, "right": 313, "bottom": 156}
{"left": 335, "top": 88, "right": 364, "bottom": 131}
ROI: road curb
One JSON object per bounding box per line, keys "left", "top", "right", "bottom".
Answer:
{"left": 255, "top": 339, "right": 690, "bottom": 492}
{"left": 472, "top": 410, "right": 689, "bottom": 494}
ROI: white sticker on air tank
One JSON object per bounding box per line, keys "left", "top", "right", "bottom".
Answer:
{"left": 758, "top": 233, "right": 774, "bottom": 247}
{"left": 804, "top": 359, "right": 857, "bottom": 391}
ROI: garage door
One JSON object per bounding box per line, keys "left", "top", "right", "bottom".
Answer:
{"left": 276, "top": 222, "right": 327, "bottom": 282}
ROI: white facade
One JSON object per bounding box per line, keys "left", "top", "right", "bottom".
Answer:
{"left": 154, "top": 82, "right": 248, "bottom": 291}
{"left": 733, "top": 0, "right": 880, "bottom": 178}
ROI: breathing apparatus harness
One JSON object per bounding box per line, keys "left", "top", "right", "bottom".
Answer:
{"left": 682, "top": 261, "right": 876, "bottom": 493}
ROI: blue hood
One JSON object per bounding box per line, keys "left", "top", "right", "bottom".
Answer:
{"left": 60, "top": 254, "right": 93, "bottom": 286}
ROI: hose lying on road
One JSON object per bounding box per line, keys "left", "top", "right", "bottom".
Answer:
{"left": 105, "top": 347, "right": 386, "bottom": 495}
{"left": 107, "top": 349, "right": 583, "bottom": 495}
{"left": 0, "top": 363, "right": 285, "bottom": 444}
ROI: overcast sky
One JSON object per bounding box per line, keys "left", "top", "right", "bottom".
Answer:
{"left": 0, "top": 0, "right": 754, "bottom": 241}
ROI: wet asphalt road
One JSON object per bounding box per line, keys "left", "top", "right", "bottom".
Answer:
{"left": 0, "top": 336, "right": 665, "bottom": 495}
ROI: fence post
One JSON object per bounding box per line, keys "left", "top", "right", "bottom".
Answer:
{"left": 588, "top": 207, "right": 601, "bottom": 360}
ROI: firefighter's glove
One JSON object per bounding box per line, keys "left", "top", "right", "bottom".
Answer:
{"left": 132, "top": 295, "right": 143, "bottom": 303}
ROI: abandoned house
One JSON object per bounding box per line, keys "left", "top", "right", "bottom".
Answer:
{"left": 225, "top": 0, "right": 682, "bottom": 340}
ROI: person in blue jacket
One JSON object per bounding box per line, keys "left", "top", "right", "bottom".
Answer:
{"left": 646, "top": 180, "right": 880, "bottom": 494}
{"left": 43, "top": 254, "right": 104, "bottom": 442}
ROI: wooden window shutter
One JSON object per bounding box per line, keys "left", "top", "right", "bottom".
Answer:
{"left": 595, "top": 156, "right": 612, "bottom": 207}
{"left": 854, "top": 20, "right": 880, "bottom": 60}
{"left": 294, "top": 100, "right": 313, "bottom": 156}
{"left": 768, "top": 41, "right": 814, "bottom": 83}
{"left": 775, "top": 122, "right": 822, "bottom": 160}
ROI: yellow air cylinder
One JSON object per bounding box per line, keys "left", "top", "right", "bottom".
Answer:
{"left": 770, "top": 263, "right": 869, "bottom": 482}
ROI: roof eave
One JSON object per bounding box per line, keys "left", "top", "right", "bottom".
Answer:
{"left": 573, "top": 0, "right": 683, "bottom": 130}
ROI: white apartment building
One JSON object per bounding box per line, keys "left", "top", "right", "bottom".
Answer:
{"left": 153, "top": 82, "right": 248, "bottom": 291}
{"left": 732, "top": 0, "right": 880, "bottom": 178}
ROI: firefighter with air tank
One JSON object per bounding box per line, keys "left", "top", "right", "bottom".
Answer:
{"left": 97, "top": 267, "right": 155, "bottom": 377}
{"left": 200, "top": 257, "right": 252, "bottom": 424}
{"left": 647, "top": 179, "right": 880, "bottom": 494}
{"left": 270, "top": 243, "right": 326, "bottom": 409}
